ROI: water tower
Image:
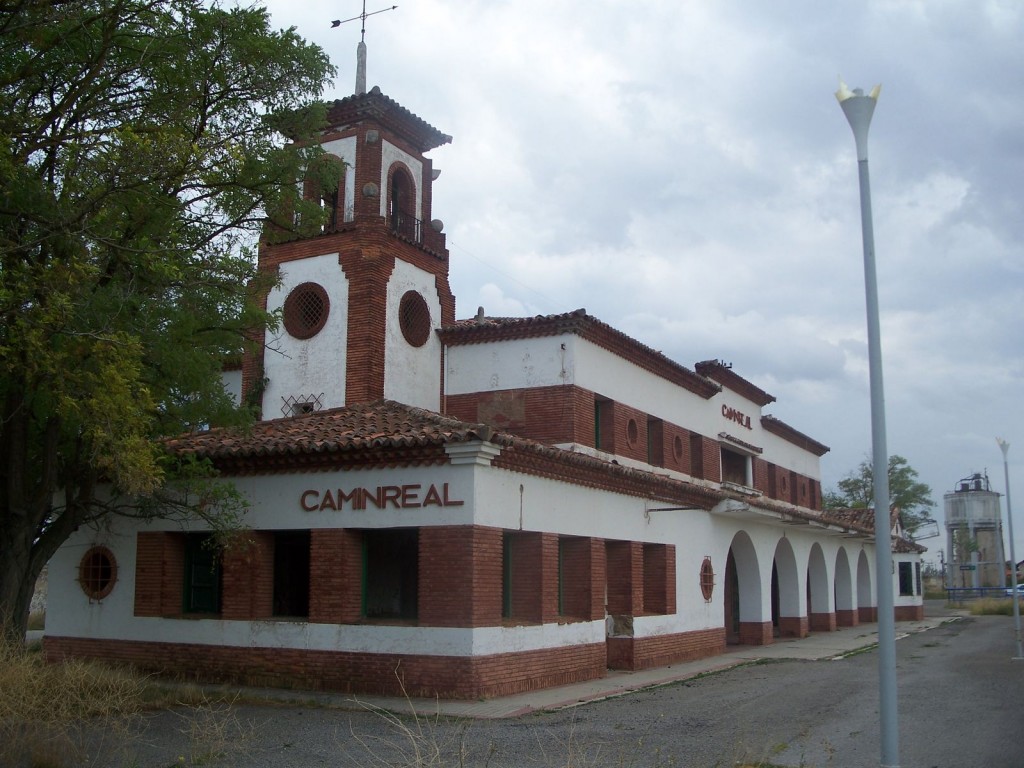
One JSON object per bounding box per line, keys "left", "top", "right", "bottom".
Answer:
{"left": 944, "top": 472, "right": 1006, "bottom": 589}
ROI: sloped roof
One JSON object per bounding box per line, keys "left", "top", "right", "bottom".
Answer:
{"left": 825, "top": 506, "right": 926, "bottom": 553}
{"left": 439, "top": 309, "right": 721, "bottom": 399}
{"left": 325, "top": 86, "right": 452, "bottom": 152}
{"left": 163, "top": 401, "right": 918, "bottom": 549}
{"left": 695, "top": 359, "right": 776, "bottom": 406}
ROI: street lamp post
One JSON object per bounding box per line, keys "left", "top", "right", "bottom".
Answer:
{"left": 996, "top": 438, "right": 1024, "bottom": 659}
{"left": 836, "top": 79, "right": 900, "bottom": 768}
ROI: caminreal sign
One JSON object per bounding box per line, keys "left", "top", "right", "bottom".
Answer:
{"left": 721, "top": 404, "right": 753, "bottom": 430}
{"left": 300, "top": 483, "right": 464, "bottom": 512}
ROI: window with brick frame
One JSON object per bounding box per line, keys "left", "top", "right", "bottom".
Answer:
{"left": 184, "top": 533, "right": 222, "bottom": 615}
{"left": 721, "top": 447, "right": 750, "bottom": 487}
{"left": 647, "top": 418, "right": 664, "bottom": 467}
{"left": 273, "top": 531, "right": 311, "bottom": 618}
{"left": 594, "top": 397, "right": 613, "bottom": 452}
{"left": 78, "top": 546, "right": 117, "bottom": 601}
{"left": 363, "top": 528, "right": 419, "bottom": 620}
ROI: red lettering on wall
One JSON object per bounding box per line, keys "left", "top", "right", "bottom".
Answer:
{"left": 299, "top": 482, "right": 465, "bottom": 511}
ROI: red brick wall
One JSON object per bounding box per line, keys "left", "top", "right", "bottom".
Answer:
{"left": 894, "top": 605, "right": 924, "bottom": 621}
{"left": 642, "top": 544, "right": 675, "bottom": 615}
{"left": 134, "top": 532, "right": 183, "bottom": 617}
{"left": 309, "top": 529, "right": 363, "bottom": 623}
{"left": 809, "top": 612, "right": 837, "bottom": 632}
{"left": 739, "top": 621, "right": 773, "bottom": 646}
{"left": 777, "top": 616, "right": 809, "bottom": 638}
{"left": 606, "top": 627, "right": 725, "bottom": 671}
{"left": 43, "top": 636, "right": 606, "bottom": 700}
{"left": 221, "top": 531, "right": 274, "bottom": 621}
{"left": 505, "top": 531, "right": 546, "bottom": 623}
{"left": 419, "top": 526, "right": 502, "bottom": 627}
{"left": 606, "top": 541, "right": 643, "bottom": 615}
{"left": 836, "top": 609, "right": 859, "bottom": 627}
{"left": 558, "top": 537, "right": 605, "bottom": 620}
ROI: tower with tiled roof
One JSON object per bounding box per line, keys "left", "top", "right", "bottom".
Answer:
{"left": 243, "top": 61, "right": 454, "bottom": 419}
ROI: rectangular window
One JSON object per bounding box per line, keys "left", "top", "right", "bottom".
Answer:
{"left": 363, "top": 528, "right": 419, "bottom": 620}
{"left": 643, "top": 543, "right": 671, "bottom": 614}
{"left": 721, "top": 447, "right": 749, "bottom": 486}
{"left": 183, "top": 533, "right": 221, "bottom": 614}
{"left": 594, "top": 397, "right": 613, "bottom": 452}
{"left": 647, "top": 418, "right": 664, "bottom": 466}
{"left": 273, "top": 531, "right": 311, "bottom": 618}
{"left": 898, "top": 561, "right": 914, "bottom": 596}
{"left": 915, "top": 562, "right": 922, "bottom": 596}
{"left": 689, "top": 433, "right": 705, "bottom": 479}
{"left": 502, "top": 532, "right": 513, "bottom": 619}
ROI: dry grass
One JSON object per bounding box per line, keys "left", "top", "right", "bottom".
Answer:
{"left": 0, "top": 638, "right": 145, "bottom": 767}
{"left": 969, "top": 597, "right": 1022, "bottom": 616}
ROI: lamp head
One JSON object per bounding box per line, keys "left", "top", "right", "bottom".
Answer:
{"left": 836, "top": 77, "right": 881, "bottom": 161}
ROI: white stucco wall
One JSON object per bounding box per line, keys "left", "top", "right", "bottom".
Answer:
{"left": 262, "top": 254, "right": 349, "bottom": 417}
{"left": 445, "top": 334, "right": 822, "bottom": 478}
{"left": 384, "top": 259, "right": 442, "bottom": 410}
{"left": 46, "top": 454, "right": 913, "bottom": 659}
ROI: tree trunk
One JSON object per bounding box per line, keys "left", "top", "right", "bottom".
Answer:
{"left": 0, "top": 542, "right": 42, "bottom": 647}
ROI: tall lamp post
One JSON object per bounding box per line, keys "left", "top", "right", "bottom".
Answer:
{"left": 996, "top": 438, "right": 1023, "bottom": 659}
{"left": 836, "top": 79, "right": 900, "bottom": 768}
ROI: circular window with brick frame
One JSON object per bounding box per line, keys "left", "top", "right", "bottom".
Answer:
{"left": 673, "top": 435, "right": 684, "bottom": 461}
{"left": 283, "top": 282, "right": 330, "bottom": 340}
{"left": 398, "top": 290, "right": 432, "bottom": 347}
{"left": 699, "top": 556, "right": 715, "bottom": 602}
{"left": 626, "top": 418, "right": 639, "bottom": 448}
{"left": 79, "top": 546, "right": 117, "bottom": 601}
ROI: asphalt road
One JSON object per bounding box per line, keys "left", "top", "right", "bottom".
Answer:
{"left": 101, "top": 611, "right": 1024, "bottom": 768}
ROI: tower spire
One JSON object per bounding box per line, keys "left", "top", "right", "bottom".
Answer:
{"left": 330, "top": 2, "right": 398, "bottom": 96}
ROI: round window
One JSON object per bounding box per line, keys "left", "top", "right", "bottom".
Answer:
{"left": 283, "top": 282, "right": 330, "bottom": 340}
{"left": 700, "top": 556, "right": 715, "bottom": 602}
{"left": 79, "top": 546, "right": 117, "bottom": 601}
{"left": 673, "top": 435, "right": 684, "bottom": 461}
{"left": 626, "top": 418, "right": 639, "bottom": 447}
{"left": 398, "top": 290, "right": 432, "bottom": 347}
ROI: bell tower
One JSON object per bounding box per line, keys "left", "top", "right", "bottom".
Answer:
{"left": 245, "top": 75, "right": 454, "bottom": 419}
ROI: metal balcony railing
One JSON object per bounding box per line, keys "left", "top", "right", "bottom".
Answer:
{"left": 388, "top": 209, "right": 422, "bottom": 243}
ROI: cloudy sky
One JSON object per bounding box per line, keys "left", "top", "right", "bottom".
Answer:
{"left": 259, "top": 0, "right": 1023, "bottom": 565}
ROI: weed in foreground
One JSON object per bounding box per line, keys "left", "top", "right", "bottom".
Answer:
{"left": 970, "top": 598, "right": 1021, "bottom": 616}
{"left": 0, "top": 636, "right": 145, "bottom": 767}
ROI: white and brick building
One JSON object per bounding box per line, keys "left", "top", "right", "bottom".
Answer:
{"left": 44, "top": 82, "right": 924, "bottom": 699}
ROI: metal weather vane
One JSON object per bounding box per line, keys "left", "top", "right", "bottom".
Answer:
{"left": 331, "top": 2, "right": 398, "bottom": 41}
{"left": 331, "top": 2, "right": 398, "bottom": 95}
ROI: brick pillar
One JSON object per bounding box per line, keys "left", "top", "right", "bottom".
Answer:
{"left": 606, "top": 541, "right": 643, "bottom": 616}
{"left": 541, "top": 533, "right": 561, "bottom": 624}
{"left": 809, "top": 611, "right": 837, "bottom": 632}
{"left": 134, "top": 532, "right": 184, "bottom": 617}
{"left": 221, "top": 531, "right": 274, "bottom": 621}
{"left": 507, "top": 531, "right": 546, "bottom": 623}
{"left": 836, "top": 609, "right": 859, "bottom": 627}
{"left": 739, "top": 621, "right": 774, "bottom": 646}
{"left": 309, "top": 529, "right": 363, "bottom": 623}
{"left": 859, "top": 606, "right": 877, "bottom": 623}
{"left": 419, "top": 526, "right": 502, "bottom": 628}
{"left": 559, "top": 537, "right": 605, "bottom": 621}
{"left": 777, "top": 616, "right": 809, "bottom": 638}
{"left": 643, "top": 543, "right": 675, "bottom": 615}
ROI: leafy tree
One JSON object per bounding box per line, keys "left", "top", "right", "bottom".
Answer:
{"left": 0, "top": 0, "right": 338, "bottom": 642}
{"left": 825, "top": 454, "right": 936, "bottom": 534}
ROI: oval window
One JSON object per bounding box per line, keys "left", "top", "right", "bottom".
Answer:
{"left": 79, "top": 546, "right": 117, "bottom": 601}
{"left": 700, "top": 556, "right": 715, "bottom": 602}
{"left": 398, "top": 290, "right": 432, "bottom": 347}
